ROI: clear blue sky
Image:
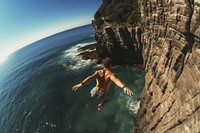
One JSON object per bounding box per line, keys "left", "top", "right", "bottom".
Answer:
{"left": 0, "top": 0, "right": 102, "bottom": 62}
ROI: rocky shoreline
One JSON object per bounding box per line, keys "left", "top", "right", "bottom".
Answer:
{"left": 78, "top": 43, "right": 145, "bottom": 70}
{"left": 77, "top": 43, "right": 101, "bottom": 63}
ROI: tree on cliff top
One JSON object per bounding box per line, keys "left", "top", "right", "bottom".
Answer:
{"left": 94, "top": 0, "right": 140, "bottom": 28}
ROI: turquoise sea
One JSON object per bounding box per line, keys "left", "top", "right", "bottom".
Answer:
{"left": 0, "top": 24, "right": 145, "bottom": 133}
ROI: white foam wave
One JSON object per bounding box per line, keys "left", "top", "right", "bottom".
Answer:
{"left": 65, "top": 59, "right": 95, "bottom": 72}
{"left": 77, "top": 41, "right": 96, "bottom": 48}
{"left": 90, "top": 35, "right": 95, "bottom": 37}
{"left": 63, "top": 41, "right": 96, "bottom": 58}
{"left": 127, "top": 98, "right": 140, "bottom": 114}
{"left": 61, "top": 41, "right": 97, "bottom": 71}
{"left": 93, "top": 64, "right": 103, "bottom": 69}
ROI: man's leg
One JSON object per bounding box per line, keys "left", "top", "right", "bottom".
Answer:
{"left": 98, "top": 95, "right": 110, "bottom": 112}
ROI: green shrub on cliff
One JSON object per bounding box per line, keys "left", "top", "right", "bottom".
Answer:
{"left": 94, "top": 0, "right": 141, "bottom": 27}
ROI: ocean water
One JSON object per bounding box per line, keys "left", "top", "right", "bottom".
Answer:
{"left": 0, "top": 24, "right": 145, "bottom": 133}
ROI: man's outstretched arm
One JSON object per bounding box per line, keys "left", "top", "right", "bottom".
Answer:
{"left": 72, "top": 71, "right": 98, "bottom": 91}
{"left": 110, "top": 74, "right": 133, "bottom": 96}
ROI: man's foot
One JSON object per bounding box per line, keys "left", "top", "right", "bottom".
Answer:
{"left": 98, "top": 103, "right": 103, "bottom": 112}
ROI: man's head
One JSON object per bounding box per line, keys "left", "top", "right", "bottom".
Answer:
{"left": 102, "top": 57, "right": 112, "bottom": 68}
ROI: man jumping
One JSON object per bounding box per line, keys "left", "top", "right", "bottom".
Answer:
{"left": 72, "top": 57, "right": 134, "bottom": 112}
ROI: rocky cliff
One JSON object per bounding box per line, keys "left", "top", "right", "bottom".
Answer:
{"left": 92, "top": 0, "right": 143, "bottom": 65}
{"left": 138, "top": 0, "right": 200, "bottom": 132}
{"left": 93, "top": 0, "right": 200, "bottom": 133}
{"left": 93, "top": 23, "right": 143, "bottom": 65}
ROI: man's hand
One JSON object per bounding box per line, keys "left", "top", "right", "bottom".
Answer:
{"left": 72, "top": 83, "right": 82, "bottom": 91}
{"left": 123, "top": 87, "right": 134, "bottom": 96}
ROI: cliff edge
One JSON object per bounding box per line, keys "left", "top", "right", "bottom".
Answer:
{"left": 93, "top": 0, "right": 200, "bottom": 132}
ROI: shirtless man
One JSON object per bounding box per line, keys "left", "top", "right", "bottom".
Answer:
{"left": 72, "top": 58, "right": 133, "bottom": 112}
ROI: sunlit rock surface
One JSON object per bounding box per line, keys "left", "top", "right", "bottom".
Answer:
{"left": 93, "top": 0, "right": 200, "bottom": 132}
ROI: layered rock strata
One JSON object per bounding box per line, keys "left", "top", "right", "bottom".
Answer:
{"left": 138, "top": 0, "right": 200, "bottom": 132}
{"left": 93, "top": 0, "right": 200, "bottom": 132}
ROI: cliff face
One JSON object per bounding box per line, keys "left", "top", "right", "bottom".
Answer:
{"left": 138, "top": 0, "right": 200, "bottom": 132}
{"left": 92, "top": 0, "right": 143, "bottom": 65}
{"left": 93, "top": 24, "right": 143, "bottom": 65}
{"left": 93, "top": 0, "right": 200, "bottom": 132}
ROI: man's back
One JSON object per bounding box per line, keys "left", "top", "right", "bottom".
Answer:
{"left": 95, "top": 68, "right": 113, "bottom": 94}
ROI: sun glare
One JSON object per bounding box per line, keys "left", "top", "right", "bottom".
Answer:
{"left": 0, "top": 55, "right": 8, "bottom": 64}
{"left": 0, "top": 50, "right": 13, "bottom": 64}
